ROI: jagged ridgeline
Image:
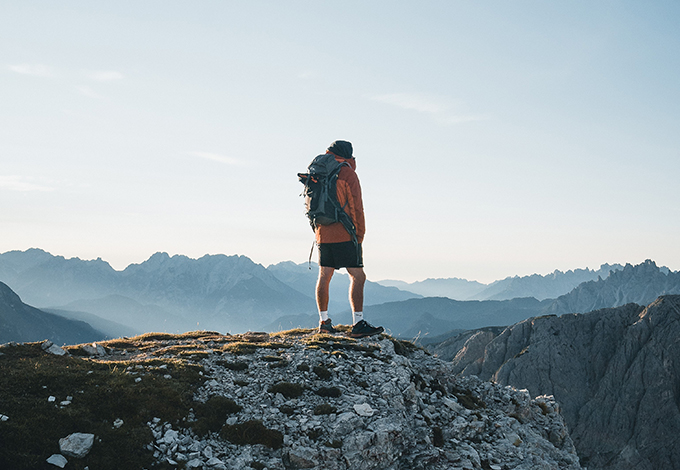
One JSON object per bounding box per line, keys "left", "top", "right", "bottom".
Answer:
{"left": 0, "top": 330, "right": 581, "bottom": 470}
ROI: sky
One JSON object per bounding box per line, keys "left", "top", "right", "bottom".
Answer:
{"left": 1, "top": 1, "right": 679, "bottom": 284}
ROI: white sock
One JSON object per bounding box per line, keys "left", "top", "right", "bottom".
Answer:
{"left": 353, "top": 311, "right": 363, "bottom": 324}
{"left": 319, "top": 311, "right": 329, "bottom": 322}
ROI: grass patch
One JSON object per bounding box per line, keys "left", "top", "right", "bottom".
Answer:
{"left": 279, "top": 405, "right": 295, "bottom": 416}
{"left": 191, "top": 396, "right": 242, "bottom": 436}
{"left": 389, "top": 338, "right": 422, "bottom": 357}
{"left": 302, "top": 335, "right": 379, "bottom": 354}
{"left": 220, "top": 341, "right": 292, "bottom": 355}
{"left": 325, "top": 439, "right": 343, "bottom": 449}
{"left": 268, "top": 382, "right": 304, "bottom": 398}
{"left": 452, "top": 386, "right": 486, "bottom": 410}
{"left": 220, "top": 420, "right": 283, "bottom": 449}
{"left": 315, "top": 386, "right": 342, "bottom": 398}
{"left": 313, "top": 365, "right": 332, "bottom": 380}
{"left": 313, "top": 404, "right": 337, "bottom": 415}
{"left": 217, "top": 360, "right": 249, "bottom": 371}
{"left": 433, "top": 426, "right": 444, "bottom": 447}
{"left": 0, "top": 341, "right": 201, "bottom": 470}
{"left": 270, "top": 328, "right": 316, "bottom": 337}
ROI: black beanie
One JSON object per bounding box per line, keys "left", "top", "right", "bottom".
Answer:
{"left": 327, "top": 140, "right": 353, "bottom": 160}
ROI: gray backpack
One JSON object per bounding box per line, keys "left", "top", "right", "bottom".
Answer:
{"left": 298, "top": 154, "right": 359, "bottom": 261}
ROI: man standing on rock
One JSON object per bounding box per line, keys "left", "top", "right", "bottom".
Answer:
{"left": 315, "top": 140, "right": 384, "bottom": 338}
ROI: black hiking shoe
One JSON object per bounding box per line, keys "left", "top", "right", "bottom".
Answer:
{"left": 348, "top": 320, "right": 384, "bottom": 338}
{"left": 318, "top": 318, "right": 337, "bottom": 334}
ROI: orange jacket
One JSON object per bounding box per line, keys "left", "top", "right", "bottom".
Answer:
{"left": 315, "top": 152, "right": 365, "bottom": 244}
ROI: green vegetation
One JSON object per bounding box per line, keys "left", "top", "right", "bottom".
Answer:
{"left": 313, "top": 404, "right": 337, "bottom": 415}
{"left": 314, "top": 387, "right": 342, "bottom": 398}
{"left": 217, "top": 360, "right": 249, "bottom": 371}
{"left": 268, "top": 382, "right": 304, "bottom": 398}
{"left": 389, "top": 338, "right": 423, "bottom": 357}
{"left": 192, "top": 396, "right": 243, "bottom": 436}
{"left": 432, "top": 426, "right": 444, "bottom": 447}
{"left": 0, "top": 340, "right": 202, "bottom": 470}
{"left": 451, "top": 386, "right": 486, "bottom": 410}
{"left": 220, "top": 420, "right": 283, "bottom": 449}
{"left": 313, "top": 365, "right": 332, "bottom": 380}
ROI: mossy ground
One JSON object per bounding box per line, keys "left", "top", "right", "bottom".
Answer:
{"left": 0, "top": 340, "right": 202, "bottom": 470}
{"left": 0, "top": 330, "right": 293, "bottom": 470}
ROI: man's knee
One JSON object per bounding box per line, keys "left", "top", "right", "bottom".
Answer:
{"left": 347, "top": 268, "right": 366, "bottom": 285}
{"left": 317, "top": 267, "right": 335, "bottom": 285}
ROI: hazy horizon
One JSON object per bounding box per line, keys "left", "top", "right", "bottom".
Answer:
{"left": 1, "top": 247, "right": 671, "bottom": 286}
{"left": 2, "top": 1, "right": 679, "bottom": 284}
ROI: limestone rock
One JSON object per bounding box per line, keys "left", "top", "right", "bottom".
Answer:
{"left": 46, "top": 454, "right": 68, "bottom": 468}
{"left": 42, "top": 340, "right": 68, "bottom": 356}
{"left": 59, "top": 432, "right": 95, "bottom": 458}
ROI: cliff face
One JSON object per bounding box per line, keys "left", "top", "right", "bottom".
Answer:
{"left": 444, "top": 295, "right": 680, "bottom": 470}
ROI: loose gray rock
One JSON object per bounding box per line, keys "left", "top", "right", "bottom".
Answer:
{"left": 46, "top": 453, "right": 68, "bottom": 468}
{"left": 59, "top": 432, "right": 95, "bottom": 458}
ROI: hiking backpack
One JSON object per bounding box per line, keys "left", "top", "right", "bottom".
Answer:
{"left": 298, "top": 154, "right": 359, "bottom": 259}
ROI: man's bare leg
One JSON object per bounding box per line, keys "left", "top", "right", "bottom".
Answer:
{"left": 347, "top": 267, "right": 366, "bottom": 320}
{"left": 316, "top": 266, "right": 335, "bottom": 314}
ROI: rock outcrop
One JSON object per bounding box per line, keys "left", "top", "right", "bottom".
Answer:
{"left": 143, "top": 333, "right": 581, "bottom": 470}
{"left": 442, "top": 295, "right": 680, "bottom": 470}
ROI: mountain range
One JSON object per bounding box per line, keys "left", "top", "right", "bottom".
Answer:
{"left": 378, "top": 263, "right": 626, "bottom": 301}
{"left": 1, "top": 249, "right": 678, "bottom": 345}
{"left": 0, "top": 249, "right": 418, "bottom": 337}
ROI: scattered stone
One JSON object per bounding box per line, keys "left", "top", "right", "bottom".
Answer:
{"left": 46, "top": 454, "right": 68, "bottom": 468}
{"left": 353, "top": 403, "right": 375, "bottom": 417}
{"left": 41, "top": 341, "right": 68, "bottom": 356}
{"left": 0, "top": 414, "right": 8, "bottom": 422}
{"left": 59, "top": 432, "right": 95, "bottom": 458}
{"left": 113, "top": 418, "right": 124, "bottom": 429}
{"left": 82, "top": 343, "right": 106, "bottom": 356}
{"left": 48, "top": 396, "right": 56, "bottom": 403}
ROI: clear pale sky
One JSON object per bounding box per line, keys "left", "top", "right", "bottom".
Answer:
{"left": 2, "top": 1, "right": 679, "bottom": 284}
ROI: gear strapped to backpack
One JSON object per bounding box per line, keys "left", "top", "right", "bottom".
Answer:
{"left": 298, "top": 153, "right": 360, "bottom": 266}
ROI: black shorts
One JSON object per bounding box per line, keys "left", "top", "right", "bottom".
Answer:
{"left": 318, "top": 241, "right": 363, "bottom": 269}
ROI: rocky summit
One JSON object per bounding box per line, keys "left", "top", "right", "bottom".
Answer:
{"left": 0, "top": 328, "right": 581, "bottom": 470}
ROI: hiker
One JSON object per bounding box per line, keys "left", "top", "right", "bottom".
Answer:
{"left": 313, "top": 140, "right": 384, "bottom": 338}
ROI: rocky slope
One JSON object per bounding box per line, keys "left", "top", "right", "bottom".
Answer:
{"left": 0, "top": 329, "right": 581, "bottom": 470}
{"left": 437, "top": 295, "right": 680, "bottom": 470}
{"left": 0, "top": 281, "right": 104, "bottom": 345}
